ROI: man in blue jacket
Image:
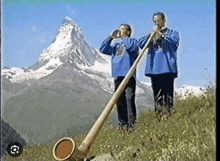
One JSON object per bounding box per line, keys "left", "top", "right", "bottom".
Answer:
{"left": 139, "top": 12, "right": 180, "bottom": 114}
{"left": 99, "top": 24, "right": 139, "bottom": 128}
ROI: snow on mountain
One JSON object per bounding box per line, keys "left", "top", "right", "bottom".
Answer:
{"left": 174, "top": 85, "right": 207, "bottom": 99}
{"left": 2, "top": 17, "right": 108, "bottom": 83}
{"left": 2, "top": 58, "right": 63, "bottom": 82}
{"left": 39, "top": 17, "right": 84, "bottom": 63}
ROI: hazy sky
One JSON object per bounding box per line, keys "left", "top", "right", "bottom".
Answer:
{"left": 2, "top": 0, "right": 216, "bottom": 87}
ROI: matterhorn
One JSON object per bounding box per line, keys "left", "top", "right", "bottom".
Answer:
{"left": 1, "top": 17, "right": 153, "bottom": 144}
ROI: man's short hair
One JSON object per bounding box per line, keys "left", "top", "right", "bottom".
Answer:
{"left": 120, "top": 24, "right": 132, "bottom": 37}
{"left": 152, "top": 12, "right": 166, "bottom": 21}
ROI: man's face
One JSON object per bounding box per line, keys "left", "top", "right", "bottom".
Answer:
{"left": 153, "top": 15, "right": 165, "bottom": 29}
{"left": 119, "top": 25, "right": 130, "bottom": 38}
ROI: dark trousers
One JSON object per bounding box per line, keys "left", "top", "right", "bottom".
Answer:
{"left": 151, "top": 74, "right": 175, "bottom": 113}
{"left": 114, "top": 77, "right": 137, "bottom": 127}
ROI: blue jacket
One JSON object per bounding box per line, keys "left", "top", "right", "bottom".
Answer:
{"left": 139, "top": 28, "right": 179, "bottom": 78}
{"left": 99, "top": 37, "right": 139, "bottom": 78}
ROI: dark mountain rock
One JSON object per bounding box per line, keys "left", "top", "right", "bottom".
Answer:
{"left": 0, "top": 119, "right": 26, "bottom": 156}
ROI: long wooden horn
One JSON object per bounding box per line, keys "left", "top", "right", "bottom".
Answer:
{"left": 53, "top": 30, "right": 156, "bottom": 161}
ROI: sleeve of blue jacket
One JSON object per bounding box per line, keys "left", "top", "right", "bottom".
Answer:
{"left": 164, "top": 30, "right": 179, "bottom": 47}
{"left": 139, "top": 30, "right": 179, "bottom": 49}
{"left": 99, "top": 37, "right": 117, "bottom": 55}
{"left": 122, "top": 37, "right": 139, "bottom": 53}
{"left": 138, "top": 34, "right": 151, "bottom": 49}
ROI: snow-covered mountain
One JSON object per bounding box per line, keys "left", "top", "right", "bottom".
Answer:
{"left": 2, "top": 17, "right": 110, "bottom": 86}
{"left": 2, "top": 17, "right": 206, "bottom": 98}
{"left": 174, "top": 85, "right": 207, "bottom": 99}
{"left": 1, "top": 17, "right": 153, "bottom": 144}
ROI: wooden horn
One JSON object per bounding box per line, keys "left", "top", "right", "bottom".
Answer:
{"left": 53, "top": 30, "right": 156, "bottom": 160}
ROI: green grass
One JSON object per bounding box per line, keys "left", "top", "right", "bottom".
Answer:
{"left": 3, "top": 91, "right": 216, "bottom": 161}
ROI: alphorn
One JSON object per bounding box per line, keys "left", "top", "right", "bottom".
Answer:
{"left": 53, "top": 30, "right": 156, "bottom": 161}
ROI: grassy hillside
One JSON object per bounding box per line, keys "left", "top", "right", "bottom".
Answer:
{"left": 3, "top": 91, "right": 216, "bottom": 161}
{"left": 88, "top": 92, "right": 216, "bottom": 160}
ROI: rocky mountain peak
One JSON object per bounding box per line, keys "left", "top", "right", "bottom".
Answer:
{"left": 38, "top": 16, "right": 102, "bottom": 69}
{"left": 2, "top": 17, "right": 108, "bottom": 83}
{"left": 62, "top": 16, "right": 81, "bottom": 32}
{"left": 38, "top": 17, "right": 82, "bottom": 63}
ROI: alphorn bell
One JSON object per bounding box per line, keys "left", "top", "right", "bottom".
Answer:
{"left": 53, "top": 30, "right": 156, "bottom": 161}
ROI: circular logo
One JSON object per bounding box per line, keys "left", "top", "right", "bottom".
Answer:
{"left": 7, "top": 142, "right": 23, "bottom": 157}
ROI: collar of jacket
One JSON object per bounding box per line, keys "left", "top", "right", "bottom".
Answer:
{"left": 160, "top": 26, "right": 168, "bottom": 33}
{"left": 121, "top": 36, "right": 129, "bottom": 40}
